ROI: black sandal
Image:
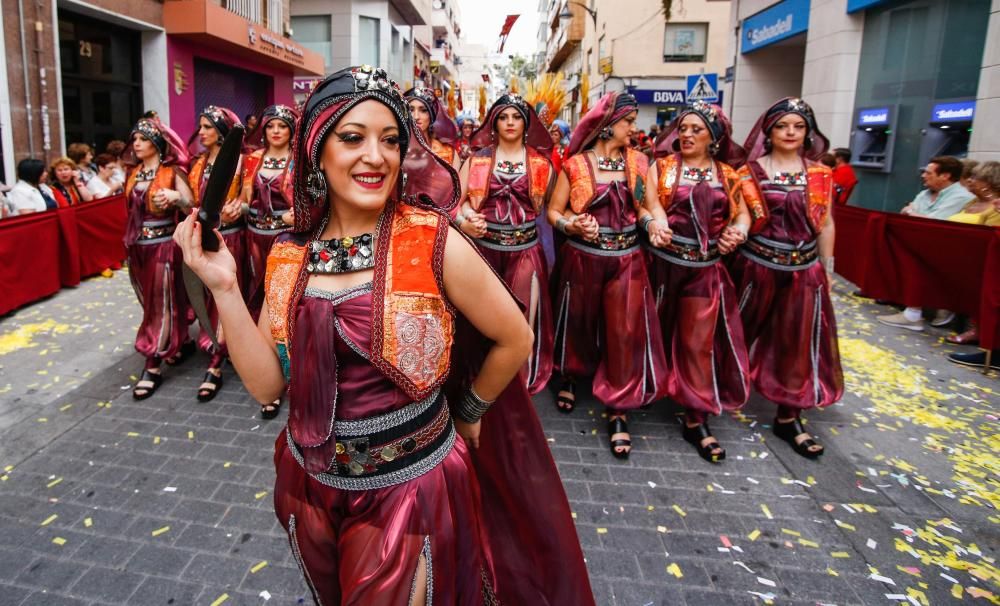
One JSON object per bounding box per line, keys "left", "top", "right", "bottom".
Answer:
{"left": 260, "top": 399, "right": 281, "bottom": 420}
{"left": 555, "top": 380, "right": 576, "bottom": 414}
{"left": 196, "top": 369, "right": 224, "bottom": 403}
{"left": 682, "top": 422, "right": 726, "bottom": 463}
{"left": 132, "top": 369, "right": 163, "bottom": 401}
{"left": 773, "top": 417, "right": 824, "bottom": 459}
{"left": 607, "top": 415, "right": 631, "bottom": 460}
{"left": 164, "top": 340, "right": 195, "bottom": 366}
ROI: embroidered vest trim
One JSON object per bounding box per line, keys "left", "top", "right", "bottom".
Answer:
{"left": 737, "top": 161, "right": 832, "bottom": 234}
{"left": 466, "top": 147, "right": 553, "bottom": 211}
{"left": 242, "top": 149, "right": 294, "bottom": 205}
{"left": 265, "top": 202, "right": 454, "bottom": 401}
{"left": 655, "top": 153, "right": 747, "bottom": 225}
{"left": 125, "top": 165, "right": 176, "bottom": 216}
{"left": 565, "top": 148, "right": 647, "bottom": 214}
{"left": 431, "top": 138, "right": 455, "bottom": 165}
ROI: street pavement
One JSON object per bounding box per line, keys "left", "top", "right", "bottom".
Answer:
{"left": 0, "top": 269, "right": 996, "bottom": 606}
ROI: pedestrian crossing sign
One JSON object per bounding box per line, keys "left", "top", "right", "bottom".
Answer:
{"left": 686, "top": 73, "right": 719, "bottom": 102}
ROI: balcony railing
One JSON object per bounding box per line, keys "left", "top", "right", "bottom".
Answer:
{"left": 223, "top": 0, "right": 284, "bottom": 34}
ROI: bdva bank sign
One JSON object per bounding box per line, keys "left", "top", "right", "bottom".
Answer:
{"left": 630, "top": 89, "right": 686, "bottom": 104}
{"left": 741, "top": 0, "right": 811, "bottom": 54}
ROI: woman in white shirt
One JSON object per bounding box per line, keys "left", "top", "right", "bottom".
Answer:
{"left": 7, "top": 159, "right": 51, "bottom": 215}
{"left": 86, "top": 153, "right": 124, "bottom": 198}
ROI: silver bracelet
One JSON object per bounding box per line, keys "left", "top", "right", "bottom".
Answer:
{"left": 555, "top": 215, "right": 578, "bottom": 234}
{"left": 455, "top": 384, "right": 495, "bottom": 423}
{"left": 454, "top": 213, "right": 466, "bottom": 227}
{"left": 639, "top": 215, "right": 654, "bottom": 234}
{"left": 822, "top": 256, "right": 835, "bottom": 275}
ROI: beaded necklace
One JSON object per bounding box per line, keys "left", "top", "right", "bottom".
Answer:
{"left": 596, "top": 155, "right": 625, "bottom": 171}
{"left": 681, "top": 166, "right": 714, "bottom": 183}
{"left": 307, "top": 233, "right": 375, "bottom": 274}
{"left": 772, "top": 171, "right": 806, "bottom": 187}
{"left": 135, "top": 166, "right": 158, "bottom": 182}
{"left": 262, "top": 156, "right": 289, "bottom": 170}
{"left": 494, "top": 159, "right": 526, "bottom": 175}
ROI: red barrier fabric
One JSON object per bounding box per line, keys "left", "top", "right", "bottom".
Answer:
{"left": 0, "top": 195, "right": 127, "bottom": 316}
{"left": 75, "top": 195, "right": 128, "bottom": 278}
{"left": 0, "top": 212, "right": 63, "bottom": 315}
{"left": 833, "top": 205, "right": 999, "bottom": 350}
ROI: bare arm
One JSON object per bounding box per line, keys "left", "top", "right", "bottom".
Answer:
{"left": 174, "top": 213, "right": 286, "bottom": 402}
{"left": 643, "top": 161, "right": 672, "bottom": 246}
{"left": 819, "top": 211, "right": 835, "bottom": 260}
{"left": 546, "top": 170, "right": 599, "bottom": 240}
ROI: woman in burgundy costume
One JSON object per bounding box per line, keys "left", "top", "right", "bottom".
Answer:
{"left": 643, "top": 101, "right": 752, "bottom": 463}
{"left": 240, "top": 104, "right": 299, "bottom": 419}
{"left": 456, "top": 93, "right": 555, "bottom": 394}
{"left": 175, "top": 66, "right": 593, "bottom": 605}
{"left": 548, "top": 92, "right": 666, "bottom": 459}
{"left": 125, "top": 117, "right": 195, "bottom": 400}
{"left": 403, "top": 85, "right": 460, "bottom": 169}
{"left": 188, "top": 105, "right": 247, "bottom": 402}
{"left": 730, "top": 97, "right": 843, "bottom": 458}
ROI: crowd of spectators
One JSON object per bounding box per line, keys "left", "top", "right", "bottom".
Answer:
{"left": 0, "top": 140, "right": 126, "bottom": 219}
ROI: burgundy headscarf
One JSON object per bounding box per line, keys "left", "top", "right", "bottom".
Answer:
{"left": 293, "top": 65, "right": 461, "bottom": 234}
{"left": 187, "top": 105, "right": 243, "bottom": 158}
{"left": 565, "top": 92, "right": 638, "bottom": 157}
{"left": 126, "top": 117, "right": 189, "bottom": 168}
{"left": 403, "top": 86, "right": 460, "bottom": 146}
{"left": 248, "top": 104, "right": 300, "bottom": 149}
{"left": 655, "top": 101, "right": 746, "bottom": 166}
{"left": 470, "top": 93, "right": 553, "bottom": 154}
{"left": 743, "top": 97, "right": 830, "bottom": 164}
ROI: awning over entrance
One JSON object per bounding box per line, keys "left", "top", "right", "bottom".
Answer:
{"left": 164, "top": 0, "right": 324, "bottom": 76}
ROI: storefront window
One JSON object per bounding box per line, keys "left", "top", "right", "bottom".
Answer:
{"left": 663, "top": 23, "right": 707, "bottom": 62}
{"left": 360, "top": 17, "right": 381, "bottom": 68}
{"left": 291, "top": 16, "right": 332, "bottom": 67}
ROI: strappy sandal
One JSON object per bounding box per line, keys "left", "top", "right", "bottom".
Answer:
{"left": 682, "top": 422, "right": 726, "bottom": 463}
{"left": 607, "top": 414, "right": 631, "bottom": 460}
{"left": 773, "top": 417, "right": 824, "bottom": 459}
{"left": 946, "top": 327, "right": 979, "bottom": 345}
{"left": 132, "top": 369, "right": 163, "bottom": 401}
{"left": 196, "top": 369, "right": 224, "bottom": 403}
{"left": 163, "top": 340, "right": 195, "bottom": 366}
{"left": 260, "top": 399, "right": 281, "bottom": 420}
{"left": 555, "top": 380, "right": 576, "bottom": 414}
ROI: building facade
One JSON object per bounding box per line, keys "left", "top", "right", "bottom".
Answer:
{"left": 729, "top": 0, "right": 996, "bottom": 211}
{"left": 0, "top": 0, "right": 322, "bottom": 182}
{"left": 539, "top": 0, "right": 732, "bottom": 130}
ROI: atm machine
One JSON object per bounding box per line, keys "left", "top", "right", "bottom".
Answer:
{"left": 850, "top": 105, "right": 897, "bottom": 173}
{"left": 917, "top": 99, "right": 975, "bottom": 168}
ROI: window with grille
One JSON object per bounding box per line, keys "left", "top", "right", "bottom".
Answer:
{"left": 663, "top": 23, "right": 708, "bottom": 62}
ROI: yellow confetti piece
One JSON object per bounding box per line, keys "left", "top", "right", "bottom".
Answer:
{"left": 188, "top": 431, "right": 195, "bottom": 440}
{"left": 0, "top": 475, "right": 7, "bottom": 482}
{"left": 37, "top": 418, "right": 48, "bottom": 423}
{"left": 571, "top": 512, "right": 577, "bottom": 519}
{"left": 905, "top": 587, "right": 929, "bottom": 606}
{"left": 665, "top": 563, "right": 683, "bottom": 578}
{"left": 151, "top": 526, "right": 170, "bottom": 537}
{"left": 47, "top": 478, "right": 63, "bottom": 488}
{"left": 671, "top": 505, "right": 686, "bottom": 517}
{"left": 706, "top": 484, "right": 714, "bottom": 492}
{"left": 153, "top": 436, "right": 161, "bottom": 445}
{"left": 647, "top": 505, "right": 654, "bottom": 511}
{"left": 596, "top": 528, "right": 608, "bottom": 534}
{"left": 827, "top": 567, "right": 839, "bottom": 576}
{"left": 223, "top": 462, "right": 232, "bottom": 468}
{"left": 781, "top": 528, "right": 800, "bottom": 537}
{"left": 83, "top": 517, "right": 92, "bottom": 528}
{"left": 798, "top": 538, "right": 819, "bottom": 548}
{"left": 761, "top": 504, "right": 773, "bottom": 519}
{"left": 255, "top": 491, "right": 268, "bottom": 500}
{"left": 656, "top": 526, "right": 668, "bottom": 533}
{"left": 951, "top": 584, "right": 963, "bottom": 599}
{"left": 830, "top": 551, "right": 850, "bottom": 558}
{"left": 51, "top": 537, "right": 66, "bottom": 546}
{"left": 835, "top": 520, "right": 856, "bottom": 531}
{"left": 250, "top": 561, "right": 268, "bottom": 574}
{"left": 59, "top": 404, "right": 72, "bottom": 411}
{"left": 210, "top": 594, "right": 229, "bottom": 606}
{"left": 126, "top": 432, "right": 139, "bottom": 437}
{"left": 748, "top": 529, "right": 761, "bottom": 541}
{"left": 40, "top": 515, "right": 58, "bottom": 526}
{"left": 3, "top": 465, "right": 12, "bottom": 472}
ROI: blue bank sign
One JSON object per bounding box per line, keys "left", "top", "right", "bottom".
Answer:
{"left": 741, "top": 0, "right": 810, "bottom": 54}
{"left": 931, "top": 101, "right": 975, "bottom": 123}
{"left": 629, "top": 89, "right": 686, "bottom": 105}
{"left": 858, "top": 107, "right": 891, "bottom": 126}
{"left": 847, "top": 0, "right": 889, "bottom": 13}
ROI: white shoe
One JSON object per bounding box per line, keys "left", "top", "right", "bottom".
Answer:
{"left": 877, "top": 312, "right": 925, "bottom": 331}
{"left": 930, "top": 310, "right": 955, "bottom": 327}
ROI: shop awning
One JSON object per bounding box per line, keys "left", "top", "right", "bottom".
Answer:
{"left": 164, "top": 0, "right": 324, "bottom": 76}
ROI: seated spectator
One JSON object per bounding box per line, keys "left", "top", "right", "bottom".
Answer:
{"left": 7, "top": 158, "right": 52, "bottom": 215}
{"left": 47, "top": 157, "right": 94, "bottom": 207}
{"left": 832, "top": 148, "right": 858, "bottom": 205}
{"left": 105, "top": 140, "right": 128, "bottom": 182}
{"left": 959, "top": 158, "right": 979, "bottom": 190}
{"left": 899, "top": 156, "right": 973, "bottom": 219}
{"left": 947, "top": 160, "right": 1000, "bottom": 226}
{"left": 67, "top": 142, "right": 97, "bottom": 183}
{"left": 85, "top": 153, "right": 124, "bottom": 198}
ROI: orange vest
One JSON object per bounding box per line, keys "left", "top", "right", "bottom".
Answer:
{"left": 737, "top": 161, "right": 833, "bottom": 234}
{"left": 563, "top": 148, "right": 647, "bottom": 214}
{"left": 265, "top": 202, "right": 454, "bottom": 400}
{"left": 465, "top": 147, "right": 553, "bottom": 211}
{"left": 188, "top": 153, "right": 242, "bottom": 206}
{"left": 125, "top": 165, "right": 177, "bottom": 216}
{"left": 431, "top": 138, "right": 455, "bottom": 165}
{"left": 654, "top": 153, "right": 747, "bottom": 226}
{"left": 241, "top": 149, "right": 294, "bottom": 206}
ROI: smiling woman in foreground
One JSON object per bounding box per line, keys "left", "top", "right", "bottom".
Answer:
{"left": 175, "top": 66, "right": 593, "bottom": 605}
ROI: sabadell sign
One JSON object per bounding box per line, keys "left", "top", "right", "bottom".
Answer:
{"left": 742, "top": 0, "right": 810, "bottom": 54}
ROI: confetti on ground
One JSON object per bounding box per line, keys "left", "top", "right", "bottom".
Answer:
{"left": 665, "top": 563, "right": 683, "bottom": 578}
{"left": 83, "top": 518, "right": 92, "bottom": 528}
{"left": 760, "top": 504, "right": 773, "bottom": 520}
{"left": 40, "top": 515, "right": 57, "bottom": 526}
{"left": 747, "top": 529, "right": 761, "bottom": 541}
{"left": 51, "top": 537, "right": 66, "bottom": 546}
{"left": 151, "top": 526, "right": 170, "bottom": 537}
{"left": 210, "top": 594, "right": 229, "bottom": 606}
{"left": 250, "top": 561, "right": 268, "bottom": 574}
{"left": 671, "top": 505, "right": 686, "bottom": 517}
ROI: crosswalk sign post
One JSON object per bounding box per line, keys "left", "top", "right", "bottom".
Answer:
{"left": 686, "top": 73, "right": 719, "bottom": 103}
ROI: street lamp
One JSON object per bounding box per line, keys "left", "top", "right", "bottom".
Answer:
{"left": 558, "top": 1, "right": 597, "bottom": 27}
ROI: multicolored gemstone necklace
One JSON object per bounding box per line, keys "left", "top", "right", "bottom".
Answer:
{"left": 494, "top": 159, "right": 525, "bottom": 175}
{"left": 681, "top": 165, "right": 714, "bottom": 183}
{"left": 308, "top": 233, "right": 375, "bottom": 274}
{"left": 135, "top": 166, "right": 158, "bottom": 182}
{"left": 597, "top": 155, "right": 625, "bottom": 171}
{"left": 262, "top": 156, "right": 289, "bottom": 170}
{"left": 772, "top": 171, "right": 806, "bottom": 186}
